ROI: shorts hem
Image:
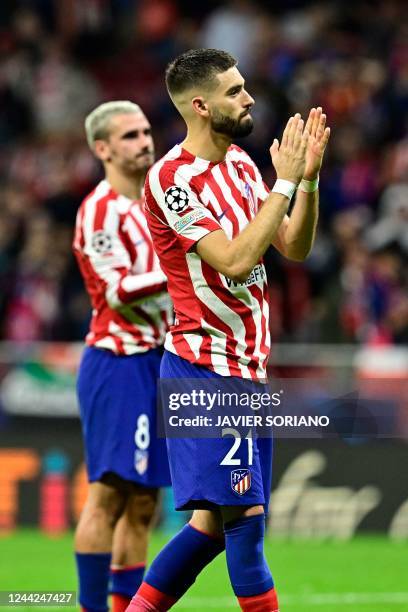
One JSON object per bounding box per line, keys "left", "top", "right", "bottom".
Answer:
{"left": 174, "top": 495, "right": 266, "bottom": 511}
{"left": 88, "top": 469, "right": 170, "bottom": 488}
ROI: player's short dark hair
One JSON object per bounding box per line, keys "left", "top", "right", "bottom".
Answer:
{"left": 165, "top": 49, "right": 237, "bottom": 96}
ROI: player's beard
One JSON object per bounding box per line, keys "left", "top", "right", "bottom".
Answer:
{"left": 210, "top": 109, "right": 254, "bottom": 138}
{"left": 108, "top": 143, "right": 154, "bottom": 176}
{"left": 121, "top": 154, "right": 154, "bottom": 177}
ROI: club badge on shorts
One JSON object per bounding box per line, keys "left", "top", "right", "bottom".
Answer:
{"left": 231, "top": 469, "right": 251, "bottom": 495}
{"left": 135, "top": 449, "right": 149, "bottom": 475}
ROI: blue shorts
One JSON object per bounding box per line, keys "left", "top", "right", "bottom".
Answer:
{"left": 77, "top": 346, "right": 171, "bottom": 488}
{"left": 161, "top": 351, "right": 273, "bottom": 512}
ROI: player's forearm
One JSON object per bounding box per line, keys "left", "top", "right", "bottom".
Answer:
{"left": 106, "top": 270, "right": 167, "bottom": 308}
{"left": 282, "top": 189, "right": 319, "bottom": 261}
{"left": 223, "top": 192, "right": 290, "bottom": 281}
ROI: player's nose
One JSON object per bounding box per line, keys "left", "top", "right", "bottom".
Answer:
{"left": 140, "top": 135, "right": 152, "bottom": 149}
{"left": 243, "top": 90, "right": 255, "bottom": 108}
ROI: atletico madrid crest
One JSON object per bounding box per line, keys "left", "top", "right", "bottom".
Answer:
{"left": 231, "top": 469, "right": 251, "bottom": 495}
{"left": 244, "top": 182, "right": 256, "bottom": 215}
{"left": 135, "top": 449, "right": 149, "bottom": 475}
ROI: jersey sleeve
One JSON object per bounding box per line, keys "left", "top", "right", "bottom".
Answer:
{"left": 79, "top": 199, "right": 167, "bottom": 309}
{"left": 146, "top": 165, "right": 222, "bottom": 252}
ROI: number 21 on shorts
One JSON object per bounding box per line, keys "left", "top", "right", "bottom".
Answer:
{"left": 220, "top": 428, "right": 253, "bottom": 466}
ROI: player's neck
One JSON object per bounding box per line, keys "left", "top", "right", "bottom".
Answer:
{"left": 105, "top": 168, "right": 144, "bottom": 201}
{"left": 182, "top": 127, "right": 231, "bottom": 163}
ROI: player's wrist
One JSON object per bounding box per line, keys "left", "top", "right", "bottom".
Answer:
{"left": 272, "top": 178, "right": 297, "bottom": 200}
{"left": 299, "top": 175, "right": 319, "bottom": 192}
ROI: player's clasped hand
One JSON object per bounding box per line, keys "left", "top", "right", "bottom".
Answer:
{"left": 303, "top": 106, "right": 331, "bottom": 180}
{"left": 270, "top": 113, "right": 309, "bottom": 184}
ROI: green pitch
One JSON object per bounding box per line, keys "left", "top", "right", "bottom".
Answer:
{"left": 1, "top": 529, "right": 407, "bottom": 611}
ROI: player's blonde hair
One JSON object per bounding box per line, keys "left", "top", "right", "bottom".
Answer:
{"left": 85, "top": 101, "right": 142, "bottom": 150}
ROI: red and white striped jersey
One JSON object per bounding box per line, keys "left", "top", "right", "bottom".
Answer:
{"left": 145, "top": 144, "right": 271, "bottom": 380}
{"left": 73, "top": 180, "right": 173, "bottom": 354}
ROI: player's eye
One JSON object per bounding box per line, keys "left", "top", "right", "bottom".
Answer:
{"left": 144, "top": 129, "right": 152, "bottom": 136}
{"left": 227, "top": 86, "right": 243, "bottom": 97}
{"left": 122, "top": 131, "right": 139, "bottom": 139}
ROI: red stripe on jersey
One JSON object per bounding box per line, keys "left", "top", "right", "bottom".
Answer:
{"left": 117, "top": 279, "right": 167, "bottom": 304}
{"left": 93, "top": 192, "right": 110, "bottom": 231}
{"left": 207, "top": 168, "right": 240, "bottom": 236}
{"left": 239, "top": 160, "right": 257, "bottom": 183}
{"left": 131, "top": 304, "right": 162, "bottom": 342}
{"left": 248, "top": 281, "right": 270, "bottom": 370}
{"left": 120, "top": 221, "right": 137, "bottom": 264}
{"left": 171, "top": 333, "right": 200, "bottom": 364}
{"left": 73, "top": 203, "right": 86, "bottom": 251}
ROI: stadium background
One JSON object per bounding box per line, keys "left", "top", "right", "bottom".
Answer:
{"left": 0, "top": 0, "right": 407, "bottom": 609}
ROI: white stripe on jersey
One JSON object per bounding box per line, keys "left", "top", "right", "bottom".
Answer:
{"left": 82, "top": 182, "right": 105, "bottom": 243}
{"left": 199, "top": 318, "right": 230, "bottom": 374}
{"left": 123, "top": 215, "right": 147, "bottom": 270}
{"left": 186, "top": 252, "right": 251, "bottom": 378}
{"left": 94, "top": 337, "right": 118, "bottom": 352}
{"left": 211, "top": 165, "right": 249, "bottom": 231}
{"left": 174, "top": 157, "right": 210, "bottom": 184}
{"left": 183, "top": 332, "right": 203, "bottom": 360}
{"left": 120, "top": 271, "right": 167, "bottom": 296}
{"left": 200, "top": 182, "right": 234, "bottom": 239}
{"left": 108, "top": 320, "right": 149, "bottom": 350}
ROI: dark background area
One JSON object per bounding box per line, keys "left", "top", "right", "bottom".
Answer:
{"left": 0, "top": 0, "right": 407, "bottom": 347}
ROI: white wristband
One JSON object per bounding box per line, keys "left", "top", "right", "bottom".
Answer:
{"left": 299, "top": 176, "right": 319, "bottom": 192}
{"left": 272, "top": 179, "right": 297, "bottom": 201}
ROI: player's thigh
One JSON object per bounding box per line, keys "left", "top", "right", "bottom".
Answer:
{"left": 123, "top": 484, "right": 160, "bottom": 528}
{"left": 190, "top": 508, "right": 224, "bottom": 538}
{"left": 83, "top": 476, "right": 127, "bottom": 519}
{"left": 221, "top": 504, "right": 265, "bottom": 524}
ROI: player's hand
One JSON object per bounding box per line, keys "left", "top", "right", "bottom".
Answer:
{"left": 270, "top": 114, "right": 309, "bottom": 184}
{"left": 303, "top": 107, "right": 331, "bottom": 180}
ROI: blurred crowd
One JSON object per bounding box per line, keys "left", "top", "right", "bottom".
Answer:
{"left": 0, "top": 0, "right": 407, "bottom": 345}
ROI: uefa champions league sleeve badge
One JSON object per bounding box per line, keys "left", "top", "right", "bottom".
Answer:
{"left": 164, "top": 186, "right": 190, "bottom": 213}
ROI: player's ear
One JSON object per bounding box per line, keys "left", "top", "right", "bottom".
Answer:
{"left": 94, "top": 139, "right": 111, "bottom": 162}
{"left": 191, "top": 96, "right": 209, "bottom": 118}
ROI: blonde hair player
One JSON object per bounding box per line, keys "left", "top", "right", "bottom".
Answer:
{"left": 73, "top": 101, "right": 173, "bottom": 612}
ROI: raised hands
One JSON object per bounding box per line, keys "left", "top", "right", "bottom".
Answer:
{"left": 303, "top": 107, "right": 330, "bottom": 180}
{"left": 270, "top": 114, "right": 309, "bottom": 184}
{"left": 270, "top": 109, "right": 331, "bottom": 184}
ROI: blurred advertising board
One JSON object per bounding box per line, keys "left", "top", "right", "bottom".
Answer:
{"left": 0, "top": 420, "right": 407, "bottom": 538}
{"left": 0, "top": 342, "right": 407, "bottom": 537}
